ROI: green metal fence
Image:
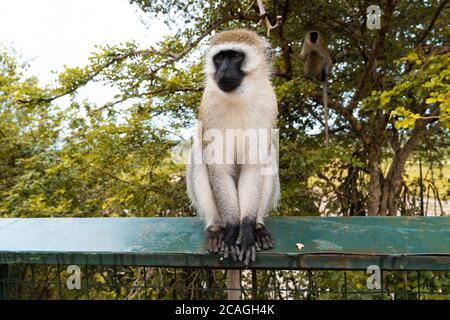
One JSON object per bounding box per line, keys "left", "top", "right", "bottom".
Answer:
{"left": 1, "top": 217, "right": 450, "bottom": 300}
{"left": 3, "top": 265, "right": 450, "bottom": 300}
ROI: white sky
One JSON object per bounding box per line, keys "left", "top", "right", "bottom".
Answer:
{"left": 0, "top": 0, "right": 170, "bottom": 105}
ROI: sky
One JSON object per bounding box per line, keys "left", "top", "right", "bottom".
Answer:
{"left": 0, "top": 0, "right": 170, "bottom": 105}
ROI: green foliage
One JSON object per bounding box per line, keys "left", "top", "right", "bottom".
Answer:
{"left": 0, "top": 48, "right": 190, "bottom": 218}
{"left": 1, "top": 0, "right": 448, "bottom": 218}
{"left": 365, "top": 49, "right": 450, "bottom": 129}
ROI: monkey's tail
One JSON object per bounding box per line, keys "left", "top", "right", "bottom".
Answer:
{"left": 323, "top": 82, "right": 329, "bottom": 144}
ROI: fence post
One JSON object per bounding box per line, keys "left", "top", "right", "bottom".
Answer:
{"left": 0, "top": 264, "right": 8, "bottom": 300}
{"left": 227, "top": 270, "right": 241, "bottom": 300}
{"left": 251, "top": 269, "right": 257, "bottom": 300}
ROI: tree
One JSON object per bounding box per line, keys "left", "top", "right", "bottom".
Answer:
{"left": 128, "top": 0, "right": 450, "bottom": 216}
{"left": 2, "top": 0, "right": 449, "bottom": 218}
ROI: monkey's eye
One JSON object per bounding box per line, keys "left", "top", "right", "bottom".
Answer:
{"left": 214, "top": 54, "right": 224, "bottom": 63}
{"left": 231, "top": 52, "right": 243, "bottom": 63}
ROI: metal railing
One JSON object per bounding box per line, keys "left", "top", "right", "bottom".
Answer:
{"left": 1, "top": 217, "right": 450, "bottom": 300}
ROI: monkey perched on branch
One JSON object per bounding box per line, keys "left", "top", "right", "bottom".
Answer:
{"left": 299, "top": 30, "right": 333, "bottom": 143}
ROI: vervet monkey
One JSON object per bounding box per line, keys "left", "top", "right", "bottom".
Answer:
{"left": 186, "top": 29, "right": 279, "bottom": 266}
{"left": 299, "top": 30, "right": 332, "bottom": 143}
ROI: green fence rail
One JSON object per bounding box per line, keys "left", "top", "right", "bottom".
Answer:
{"left": 1, "top": 217, "right": 450, "bottom": 269}
{"left": 1, "top": 217, "right": 450, "bottom": 299}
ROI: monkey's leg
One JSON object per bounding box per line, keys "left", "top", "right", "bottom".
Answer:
{"left": 208, "top": 165, "right": 241, "bottom": 261}
{"left": 187, "top": 156, "right": 224, "bottom": 253}
{"left": 254, "top": 173, "right": 278, "bottom": 250}
{"left": 237, "top": 165, "right": 262, "bottom": 266}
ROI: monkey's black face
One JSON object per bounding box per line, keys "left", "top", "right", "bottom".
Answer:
{"left": 213, "top": 50, "right": 245, "bottom": 92}
{"left": 309, "top": 31, "right": 319, "bottom": 43}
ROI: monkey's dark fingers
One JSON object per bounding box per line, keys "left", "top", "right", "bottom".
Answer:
{"left": 222, "top": 242, "right": 239, "bottom": 261}
{"left": 208, "top": 238, "right": 214, "bottom": 252}
{"left": 214, "top": 233, "right": 224, "bottom": 253}
{"left": 212, "top": 237, "right": 219, "bottom": 253}
{"left": 239, "top": 246, "right": 249, "bottom": 263}
{"left": 265, "top": 236, "right": 275, "bottom": 248}
{"left": 241, "top": 246, "right": 257, "bottom": 266}
{"left": 255, "top": 242, "right": 261, "bottom": 251}
{"left": 261, "top": 236, "right": 275, "bottom": 249}
{"left": 254, "top": 225, "right": 274, "bottom": 250}
{"left": 255, "top": 234, "right": 262, "bottom": 247}
{"left": 238, "top": 246, "right": 244, "bottom": 262}
{"left": 225, "top": 245, "right": 235, "bottom": 261}
{"left": 255, "top": 234, "right": 263, "bottom": 248}
{"left": 260, "top": 237, "right": 269, "bottom": 250}
{"left": 206, "top": 226, "right": 225, "bottom": 253}
{"left": 260, "top": 235, "right": 273, "bottom": 248}
{"left": 230, "top": 245, "right": 238, "bottom": 262}
{"left": 244, "top": 250, "right": 251, "bottom": 266}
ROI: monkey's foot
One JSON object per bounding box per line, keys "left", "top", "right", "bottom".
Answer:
{"left": 237, "top": 218, "right": 257, "bottom": 266}
{"left": 222, "top": 223, "right": 240, "bottom": 262}
{"left": 206, "top": 225, "right": 224, "bottom": 253}
{"left": 255, "top": 223, "right": 275, "bottom": 250}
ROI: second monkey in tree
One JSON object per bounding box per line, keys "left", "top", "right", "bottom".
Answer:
{"left": 299, "top": 30, "right": 333, "bottom": 143}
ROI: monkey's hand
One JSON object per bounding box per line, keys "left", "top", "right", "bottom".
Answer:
{"left": 237, "top": 218, "right": 257, "bottom": 266}
{"left": 206, "top": 225, "right": 225, "bottom": 253}
{"left": 222, "top": 223, "right": 240, "bottom": 262}
{"left": 255, "top": 223, "right": 275, "bottom": 250}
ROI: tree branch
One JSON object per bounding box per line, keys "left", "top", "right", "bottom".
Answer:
{"left": 310, "top": 93, "right": 370, "bottom": 146}
{"left": 401, "top": 105, "right": 441, "bottom": 156}
{"left": 17, "top": 16, "right": 238, "bottom": 107}
{"left": 274, "top": 0, "right": 292, "bottom": 79}
{"left": 347, "top": 0, "right": 397, "bottom": 112}
{"left": 255, "top": 0, "right": 282, "bottom": 36}
{"left": 317, "top": 172, "right": 351, "bottom": 199}
{"left": 91, "top": 87, "right": 203, "bottom": 114}
{"left": 415, "top": 0, "right": 449, "bottom": 46}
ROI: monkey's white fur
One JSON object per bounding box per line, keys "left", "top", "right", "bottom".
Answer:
{"left": 187, "top": 30, "right": 279, "bottom": 230}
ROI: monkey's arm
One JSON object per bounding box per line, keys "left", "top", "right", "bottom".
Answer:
{"left": 208, "top": 164, "right": 241, "bottom": 261}
{"left": 237, "top": 165, "right": 263, "bottom": 265}
{"left": 254, "top": 172, "right": 278, "bottom": 250}
{"left": 298, "top": 46, "right": 309, "bottom": 61}
{"left": 186, "top": 143, "right": 225, "bottom": 253}
{"left": 299, "top": 38, "right": 315, "bottom": 61}
{"left": 186, "top": 162, "right": 221, "bottom": 228}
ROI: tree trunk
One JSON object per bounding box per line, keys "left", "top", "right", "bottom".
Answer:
{"left": 381, "top": 141, "right": 423, "bottom": 216}
{"left": 380, "top": 152, "right": 408, "bottom": 216}
{"left": 380, "top": 113, "right": 436, "bottom": 215}
{"left": 367, "top": 146, "right": 383, "bottom": 216}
